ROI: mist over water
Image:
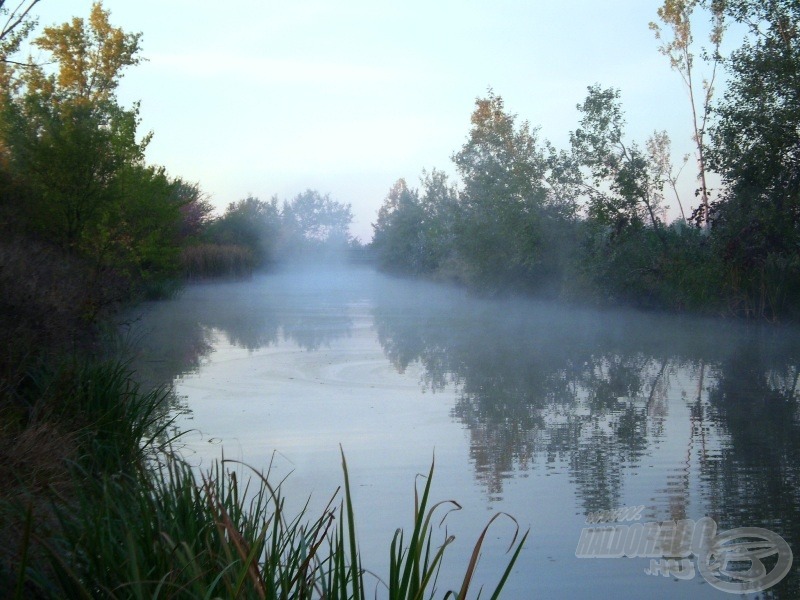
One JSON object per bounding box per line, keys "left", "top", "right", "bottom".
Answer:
{"left": 129, "top": 266, "right": 800, "bottom": 598}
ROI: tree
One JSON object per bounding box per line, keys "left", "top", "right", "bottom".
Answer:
{"left": 174, "top": 181, "right": 214, "bottom": 242}
{"left": 372, "top": 179, "right": 427, "bottom": 273}
{"left": 646, "top": 129, "right": 689, "bottom": 221}
{"left": 279, "top": 189, "right": 352, "bottom": 260}
{"left": 0, "top": 2, "right": 193, "bottom": 302}
{"left": 205, "top": 196, "right": 280, "bottom": 263}
{"left": 281, "top": 189, "right": 352, "bottom": 244}
{"left": 709, "top": 0, "right": 800, "bottom": 203}
{"left": 0, "top": 0, "right": 40, "bottom": 63}
{"left": 0, "top": 0, "right": 39, "bottom": 185}
{"left": 704, "top": 0, "right": 800, "bottom": 317}
{"left": 418, "top": 168, "right": 459, "bottom": 271}
{"left": 34, "top": 2, "right": 142, "bottom": 106}
{"left": 452, "top": 91, "right": 554, "bottom": 290}
{"left": 1, "top": 2, "right": 148, "bottom": 250}
{"left": 650, "top": 0, "right": 725, "bottom": 225}
{"left": 571, "top": 85, "right": 666, "bottom": 237}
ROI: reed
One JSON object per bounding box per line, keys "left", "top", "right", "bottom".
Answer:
{"left": 3, "top": 360, "right": 527, "bottom": 599}
{"left": 181, "top": 243, "right": 257, "bottom": 279}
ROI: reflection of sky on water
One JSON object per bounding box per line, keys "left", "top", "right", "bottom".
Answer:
{"left": 128, "top": 266, "right": 800, "bottom": 599}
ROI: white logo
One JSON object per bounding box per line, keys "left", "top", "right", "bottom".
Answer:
{"left": 576, "top": 509, "right": 793, "bottom": 594}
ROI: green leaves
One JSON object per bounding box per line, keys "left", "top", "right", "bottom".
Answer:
{"left": 0, "top": 2, "right": 180, "bottom": 300}
{"left": 571, "top": 85, "right": 665, "bottom": 235}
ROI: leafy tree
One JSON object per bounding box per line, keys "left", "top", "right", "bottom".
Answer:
{"left": 571, "top": 85, "right": 666, "bottom": 237}
{"left": 372, "top": 179, "right": 427, "bottom": 273}
{"left": 0, "top": 2, "right": 193, "bottom": 302}
{"left": 281, "top": 189, "right": 352, "bottom": 243}
{"left": 705, "top": 0, "right": 800, "bottom": 317}
{"left": 279, "top": 189, "right": 352, "bottom": 259}
{"left": 418, "top": 169, "right": 460, "bottom": 272}
{"left": 372, "top": 172, "right": 462, "bottom": 275}
{"left": 452, "top": 91, "right": 556, "bottom": 290}
{"left": 1, "top": 2, "right": 147, "bottom": 249}
{"left": 646, "top": 129, "right": 689, "bottom": 221}
{"left": 174, "top": 181, "right": 214, "bottom": 242}
{"left": 99, "top": 164, "right": 185, "bottom": 285}
{"left": 205, "top": 196, "right": 280, "bottom": 264}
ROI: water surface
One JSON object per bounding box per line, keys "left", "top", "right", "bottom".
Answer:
{"left": 130, "top": 266, "right": 800, "bottom": 598}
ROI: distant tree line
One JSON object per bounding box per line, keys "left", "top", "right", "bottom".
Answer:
{"left": 182, "top": 189, "right": 355, "bottom": 278}
{"left": 372, "top": 0, "right": 800, "bottom": 321}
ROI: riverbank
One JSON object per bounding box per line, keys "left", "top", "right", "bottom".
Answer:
{"left": 0, "top": 240, "right": 524, "bottom": 598}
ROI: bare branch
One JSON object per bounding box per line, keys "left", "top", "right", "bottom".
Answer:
{"left": 1, "top": 0, "right": 40, "bottom": 42}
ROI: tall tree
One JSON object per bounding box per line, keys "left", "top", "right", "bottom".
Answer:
{"left": 281, "top": 189, "right": 352, "bottom": 245}
{"left": 372, "top": 179, "right": 426, "bottom": 273}
{"left": 0, "top": 2, "right": 191, "bottom": 301}
{"left": 1, "top": 2, "right": 147, "bottom": 250}
{"left": 650, "top": 0, "right": 725, "bottom": 225}
{"left": 34, "top": 2, "right": 141, "bottom": 106}
{"left": 571, "top": 85, "right": 666, "bottom": 237}
{"left": 278, "top": 189, "right": 353, "bottom": 260}
{"left": 704, "top": 0, "right": 800, "bottom": 317}
{"left": 452, "top": 91, "right": 553, "bottom": 289}
{"left": 206, "top": 196, "right": 280, "bottom": 263}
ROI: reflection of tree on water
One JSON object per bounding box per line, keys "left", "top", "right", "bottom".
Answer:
{"left": 375, "top": 279, "right": 800, "bottom": 592}
{"left": 125, "top": 273, "right": 357, "bottom": 391}
{"left": 373, "top": 284, "right": 800, "bottom": 526}
{"left": 699, "top": 341, "right": 800, "bottom": 598}
{"left": 131, "top": 270, "right": 800, "bottom": 595}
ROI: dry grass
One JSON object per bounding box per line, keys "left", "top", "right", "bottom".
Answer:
{"left": 181, "top": 243, "right": 257, "bottom": 279}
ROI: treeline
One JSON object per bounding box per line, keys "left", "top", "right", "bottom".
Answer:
{"left": 184, "top": 190, "right": 355, "bottom": 278}
{"left": 372, "top": 0, "right": 800, "bottom": 321}
{"left": 0, "top": 3, "right": 355, "bottom": 354}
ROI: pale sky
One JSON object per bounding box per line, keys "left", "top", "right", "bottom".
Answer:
{"left": 24, "top": 1, "right": 724, "bottom": 241}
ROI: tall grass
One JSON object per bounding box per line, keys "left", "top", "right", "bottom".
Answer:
{"left": 2, "top": 360, "right": 527, "bottom": 599}
{"left": 181, "top": 243, "right": 256, "bottom": 279}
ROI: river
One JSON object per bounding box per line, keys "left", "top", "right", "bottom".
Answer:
{"left": 128, "top": 265, "right": 800, "bottom": 598}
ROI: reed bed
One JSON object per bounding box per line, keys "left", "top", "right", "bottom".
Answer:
{"left": 181, "top": 244, "right": 257, "bottom": 279}
{"left": 1, "top": 359, "right": 527, "bottom": 599}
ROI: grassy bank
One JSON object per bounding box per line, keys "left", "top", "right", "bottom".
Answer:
{"left": 0, "top": 348, "right": 526, "bottom": 599}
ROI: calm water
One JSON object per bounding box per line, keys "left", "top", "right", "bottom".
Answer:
{"left": 129, "top": 266, "right": 800, "bottom": 598}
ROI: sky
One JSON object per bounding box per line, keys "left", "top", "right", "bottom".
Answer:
{"left": 21, "top": 1, "right": 727, "bottom": 241}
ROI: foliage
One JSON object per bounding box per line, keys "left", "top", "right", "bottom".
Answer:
{"left": 372, "top": 179, "right": 428, "bottom": 274}
{"left": 200, "top": 191, "right": 355, "bottom": 270}
{"left": 571, "top": 85, "right": 667, "bottom": 237}
{"left": 204, "top": 195, "right": 281, "bottom": 265}
{"left": 0, "top": 0, "right": 40, "bottom": 65}
{"left": 704, "top": 0, "right": 800, "bottom": 318}
{"left": 369, "top": 54, "right": 800, "bottom": 317}
{"left": 0, "top": 2, "right": 187, "bottom": 299}
{"left": 279, "top": 189, "right": 353, "bottom": 260}
{"left": 175, "top": 181, "right": 214, "bottom": 243}
{"left": 452, "top": 92, "right": 563, "bottom": 291}
{"left": 372, "top": 172, "right": 462, "bottom": 277}
{"left": 572, "top": 220, "right": 724, "bottom": 310}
